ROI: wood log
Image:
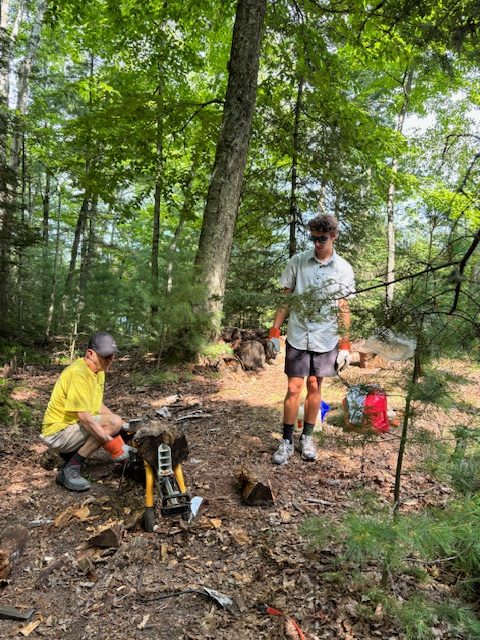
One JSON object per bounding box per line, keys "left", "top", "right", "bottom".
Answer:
{"left": 236, "top": 466, "right": 275, "bottom": 506}
{"left": 0, "top": 525, "right": 28, "bottom": 579}
{"left": 235, "top": 340, "right": 266, "bottom": 371}
{"left": 133, "top": 421, "right": 189, "bottom": 471}
{"left": 87, "top": 523, "right": 124, "bottom": 549}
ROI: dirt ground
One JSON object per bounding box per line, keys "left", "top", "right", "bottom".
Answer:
{"left": 1, "top": 345, "right": 479, "bottom": 640}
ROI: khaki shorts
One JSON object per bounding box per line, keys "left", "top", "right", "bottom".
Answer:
{"left": 41, "top": 416, "right": 103, "bottom": 453}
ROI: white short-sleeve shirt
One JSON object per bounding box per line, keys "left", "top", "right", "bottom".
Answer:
{"left": 279, "top": 248, "right": 355, "bottom": 352}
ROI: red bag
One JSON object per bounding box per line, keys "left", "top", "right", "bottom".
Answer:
{"left": 343, "top": 384, "right": 390, "bottom": 434}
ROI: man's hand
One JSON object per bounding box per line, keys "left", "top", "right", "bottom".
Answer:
{"left": 336, "top": 339, "right": 351, "bottom": 372}
{"left": 78, "top": 411, "right": 111, "bottom": 443}
{"left": 115, "top": 444, "right": 138, "bottom": 462}
{"left": 268, "top": 328, "right": 281, "bottom": 355}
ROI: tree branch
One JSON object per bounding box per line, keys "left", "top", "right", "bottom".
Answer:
{"left": 449, "top": 227, "right": 480, "bottom": 314}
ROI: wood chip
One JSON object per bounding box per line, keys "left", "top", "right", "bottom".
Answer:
{"left": 19, "top": 619, "right": 41, "bottom": 637}
{"left": 86, "top": 524, "right": 124, "bottom": 549}
{"left": 138, "top": 614, "right": 150, "bottom": 630}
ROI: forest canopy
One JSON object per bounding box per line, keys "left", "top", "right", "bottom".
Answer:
{"left": 0, "top": 0, "right": 479, "bottom": 359}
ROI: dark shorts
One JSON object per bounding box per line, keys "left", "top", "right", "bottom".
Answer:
{"left": 285, "top": 341, "right": 338, "bottom": 378}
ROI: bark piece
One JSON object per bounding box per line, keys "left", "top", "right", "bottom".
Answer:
{"left": 134, "top": 421, "right": 189, "bottom": 471}
{"left": 0, "top": 525, "right": 28, "bottom": 579}
{"left": 236, "top": 340, "right": 266, "bottom": 371}
{"left": 34, "top": 554, "right": 69, "bottom": 589}
{"left": 236, "top": 466, "right": 275, "bottom": 506}
{"left": 86, "top": 524, "right": 124, "bottom": 549}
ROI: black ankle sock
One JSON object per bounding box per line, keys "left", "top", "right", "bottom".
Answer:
{"left": 282, "top": 424, "right": 294, "bottom": 444}
{"left": 60, "top": 451, "right": 75, "bottom": 463}
{"left": 68, "top": 452, "right": 86, "bottom": 468}
{"left": 302, "top": 423, "right": 315, "bottom": 436}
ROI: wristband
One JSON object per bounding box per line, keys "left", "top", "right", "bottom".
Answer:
{"left": 269, "top": 327, "right": 280, "bottom": 339}
{"left": 338, "top": 339, "right": 350, "bottom": 350}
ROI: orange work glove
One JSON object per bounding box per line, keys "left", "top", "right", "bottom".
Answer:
{"left": 267, "top": 327, "right": 281, "bottom": 354}
{"left": 103, "top": 435, "right": 137, "bottom": 462}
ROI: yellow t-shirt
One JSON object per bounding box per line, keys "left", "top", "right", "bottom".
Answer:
{"left": 42, "top": 358, "right": 105, "bottom": 437}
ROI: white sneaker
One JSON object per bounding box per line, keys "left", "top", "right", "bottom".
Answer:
{"left": 272, "top": 439, "right": 294, "bottom": 465}
{"left": 300, "top": 434, "right": 318, "bottom": 461}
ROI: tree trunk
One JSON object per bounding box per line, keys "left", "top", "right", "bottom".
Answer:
{"left": 150, "top": 99, "right": 163, "bottom": 320}
{"left": 0, "top": 0, "right": 14, "bottom": 328}
{"left": 44, "top": 184, "right": 61, "bottom": 341}
{"left": 78, "top": 196, "right": 96, "bottom": 331}
{"left": 288, "top": 77, "right": 303, "bottom": 258}
{"left": 385, "top": 68, "right": 414, "bottom": 308}
{"left": 59, "top": 194, "right": 90, "bottom": 326}
{"left": 194, "top": 0, "right": 267, "bottom": 335}
{"left": 393, "top": 342, "right": 421, "bottom": 513}
{"left": 166, "top": 158, "right": 199, "bottom": 295}
{"left": 10, "top": 0, "right": 46, "bottom": 174}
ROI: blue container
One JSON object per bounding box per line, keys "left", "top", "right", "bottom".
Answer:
{"left": 321, "top": 400, "right": 330, "bottom": 421}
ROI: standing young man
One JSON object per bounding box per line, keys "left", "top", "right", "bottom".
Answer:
{"left": 41, "top": 332, "right": 134, "bottom": 491}
{"left": 269, "top": 214, "right": 355, "bottom": 464}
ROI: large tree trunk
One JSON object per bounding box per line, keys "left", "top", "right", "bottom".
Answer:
{"left": 385, "top": 69, "right": 413, "bottom": 309}
{"left": 288, "top": 77, "right": 303, "bottom": 258}
{"left": 194, "top": 0, "right": 266, "bottom": 335}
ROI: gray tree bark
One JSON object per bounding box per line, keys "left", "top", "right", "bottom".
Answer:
{"left": 194, "top": 0, "right": 267, "bottom": 335}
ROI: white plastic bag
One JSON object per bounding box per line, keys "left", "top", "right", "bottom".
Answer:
{"left": 363, "top": 327, "right": 416, "bottom": 361}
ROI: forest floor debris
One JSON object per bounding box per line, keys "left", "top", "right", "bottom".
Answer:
{"left": 0, "top": 348, "right": 479, "bottom": 639}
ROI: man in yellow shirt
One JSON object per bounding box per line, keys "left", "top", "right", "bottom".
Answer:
{"left": 42, "top": 332, "right": 132, "bottom": 491}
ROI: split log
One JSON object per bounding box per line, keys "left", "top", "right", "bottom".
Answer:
{"left": 0, "top": 525, "right": 28, "bottom": 579}
{"left": 235, "top": 340, "right": 266, "bottom": 371}
{"left": 133, "top": 421, "right": 189, "bottom": 471}
{"left": 236, "top": 466, "right": 275, "bottom": 506}
{"left": 87, "top": 523, "right": 124, "bottom": 549}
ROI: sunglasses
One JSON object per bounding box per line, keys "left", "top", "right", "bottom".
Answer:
{"left": 309, "top": 235, "right": 331, "bottom": 244}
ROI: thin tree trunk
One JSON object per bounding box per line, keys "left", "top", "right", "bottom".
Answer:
{"left": 194, "top": 0, "right": 266, "bottom": 336}
{"left": 44, "top": 184, "right": 61, "bottom": 341}
{"left": 59, "top": 194, "right": 90, "bottom": 325}
{"left": 166, "top": 160, "right": 198, "bottom": 294}
{"left": 157, "top": 161, "right": 199, "bottom": 362}
{"left": 386, "top": 68, "right": 414, "bottom": 308}
{"left": 15, "top": 130, "right": 27, "bottom": 328}
{"left": 150, "top": 90, "right": 163, "bottom": 321}
{"left": 393, "top": 343, "right": 421, "bottom": 513}
{"left": 78, "top": 196, "right": 96, "bottom": 331}
{"left": 288, "top": 77, "right": 303, "bottom": 258}
{"left": 42, "top": 169, "right": 50, "bottom": 243}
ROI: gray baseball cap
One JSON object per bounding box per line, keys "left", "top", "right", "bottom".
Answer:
{"left": 87, "top": 332, "right": 120, "bottom": 357}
